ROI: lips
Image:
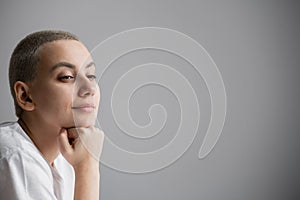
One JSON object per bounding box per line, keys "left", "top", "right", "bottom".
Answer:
{"left": 72, "top": 104, "right": 95, "bottom": 112}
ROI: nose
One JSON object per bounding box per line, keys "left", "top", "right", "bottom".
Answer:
{"left": 77, "top": 75, "right": 96, "bottom": 97}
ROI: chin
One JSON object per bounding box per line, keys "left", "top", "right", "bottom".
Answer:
{"left": 59, "top": 118, "right": 95, "bottom": 129}
{"left": 72, "top": 117, "right": 96, "bottom": 128}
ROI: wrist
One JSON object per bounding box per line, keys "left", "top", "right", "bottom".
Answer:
{"left": 73, "top": 158, "right": 99, "bottom": 173}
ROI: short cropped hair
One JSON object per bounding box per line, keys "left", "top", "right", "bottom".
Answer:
{"left": 9, "top": 30, "right": 80, "bottom": 118}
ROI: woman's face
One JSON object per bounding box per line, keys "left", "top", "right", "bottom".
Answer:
{"left": 29, "top": 40, "right": 100, "bottom": 128}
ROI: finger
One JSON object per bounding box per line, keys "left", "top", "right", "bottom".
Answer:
{"left": 66, "top": 128, "right": 79, "bottom": 139}
{"left": 66, "top": 128, "right": 80, "bottom": 146}
{"left": 97, "top": 130, "right": 105, "bottom": 157}
{"left": 78, "top": 128, "right": 105, "bottom": 161}
{"left": 57, "top": 128, "right": 73, "bottom": 156}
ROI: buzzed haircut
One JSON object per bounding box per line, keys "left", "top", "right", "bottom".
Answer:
{"left": 9, "top": 30, "right": 80, "bottom": 118}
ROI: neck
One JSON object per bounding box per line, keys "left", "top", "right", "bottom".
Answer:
{"left": 18, "top": 115, "right": 61, "bottom": 165}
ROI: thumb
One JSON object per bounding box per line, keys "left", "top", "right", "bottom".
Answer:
{"left": 57, "top": 128, "right": 73, "bottom": 156}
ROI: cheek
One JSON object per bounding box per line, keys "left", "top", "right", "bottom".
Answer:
{"left": 95, "top": 86, "right": 101, "bottom": 107}
{"left": 35, "top": 88, "right": 73, "bottom": 112}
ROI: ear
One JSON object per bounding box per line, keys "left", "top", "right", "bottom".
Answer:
{"left": 14, "top": 81, "right": 35, "bottom": 112}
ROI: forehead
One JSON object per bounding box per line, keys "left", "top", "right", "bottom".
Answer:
{"left": 37, "top": 40, "right": 92, "bottom": 72}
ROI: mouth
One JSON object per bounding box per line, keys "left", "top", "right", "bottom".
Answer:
{"left": 71, "top": 104, "right": 95, "bottom": 112}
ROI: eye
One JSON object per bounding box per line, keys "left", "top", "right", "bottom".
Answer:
{"left": 58, "top": 75, "right": 74, "bottom": 81}
{"left": 87, "top": 74, "right": 97, "bottom": 80}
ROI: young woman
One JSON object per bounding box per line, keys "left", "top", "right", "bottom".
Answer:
{"left": 0, "top": 30, "right": 104, "bottom": 199}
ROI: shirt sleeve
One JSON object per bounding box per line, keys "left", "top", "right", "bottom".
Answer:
{"left": 0, "top": 151, "right": 58, "bottom": 200}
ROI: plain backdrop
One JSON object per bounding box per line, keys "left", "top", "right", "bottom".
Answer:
{"left": 0, "top": 1, "right": 299, "bottom": 200}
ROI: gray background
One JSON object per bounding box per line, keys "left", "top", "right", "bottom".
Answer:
{"left": 1, "top": 0, "right": 300, "bottom": 199}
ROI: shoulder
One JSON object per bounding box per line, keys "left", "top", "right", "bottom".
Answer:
{"left": 0, "top": 122, "right": 35, "bottom": 156}
{"left": 0, "top": 121, "right": 50, "bottom": 172}
{"left": 0, "top": 122, "right": 57, "bottom": 199}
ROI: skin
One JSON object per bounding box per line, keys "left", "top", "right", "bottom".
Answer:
{"left": 14, "top": 40, "right": 103, "bottom": 200}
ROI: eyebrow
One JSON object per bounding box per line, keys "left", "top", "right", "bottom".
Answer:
{"left": 50, "top": 61, "right": 95, "bottom": 72}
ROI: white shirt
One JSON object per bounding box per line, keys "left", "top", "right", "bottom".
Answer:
{"left": 0, "top": 122, "right": 74, "bottom": 200}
